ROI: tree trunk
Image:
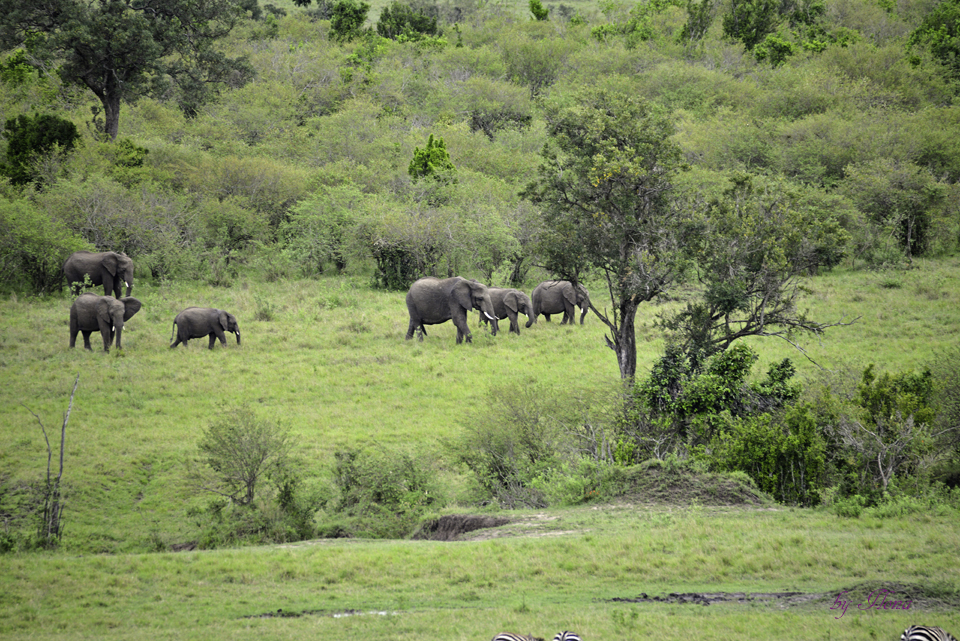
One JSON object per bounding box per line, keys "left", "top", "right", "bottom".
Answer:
{"left": 600, "top": 300, "right": 639, "bottom": 381}
{"left": 103, "top": 93, "right": 121, "bottom": 141}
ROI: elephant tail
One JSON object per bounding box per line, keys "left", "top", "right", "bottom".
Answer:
{"left": 170, "top": 320, "right": 177, "bottom": 343}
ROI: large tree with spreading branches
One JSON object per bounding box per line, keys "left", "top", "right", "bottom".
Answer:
{"left": 0, "top": 0, "right": 254, "bottom": 140}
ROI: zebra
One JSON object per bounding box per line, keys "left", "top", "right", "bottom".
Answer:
{"left": 901, "top": 626, "right": 958, "bottom": 641}
{"left": 552, "top": 632, "right": 582, "bottom": 641}
{"left": 491, "top": 634, "right": 543, "bottom": 641}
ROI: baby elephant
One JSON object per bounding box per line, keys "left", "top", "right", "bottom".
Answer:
{"left": 170, "top": 307, "right": 241, "bottom": 349}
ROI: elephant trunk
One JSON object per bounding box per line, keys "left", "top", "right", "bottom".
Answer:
{"left": 525, "top": 313, "right": 535, "bottom": 328}
{"left": 235, "top": 331, "right": 241, "bottom": 346}
{"left": 113, "top": 325, "right": 122, "bottom": 350}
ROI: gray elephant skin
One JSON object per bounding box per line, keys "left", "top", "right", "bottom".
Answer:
{"left": 170, "top": 307, "right": 241, "bottom": 349}
{"left": 531, "top": 280, "right": 590, "bottom": 325}
{"left": 479, "top": 287, "right": 536, "bottom": 335}
{"left": 405, "top": 277, "right": 498, "bottom": 343}
{"left": 63, "top": 251, "right": 134, "bottom": 298}
{"left": 69, "top": 293, "right": 142, "bottom": 351}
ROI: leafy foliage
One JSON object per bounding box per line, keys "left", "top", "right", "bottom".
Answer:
{"left": 661, "top": 172, "right": 850, "bottom": 369}
{"left": 331, "top": 446, "right": 442, "bottom": 538}
{"left": 330, "top": 0, "right": 371, "bottom": 42}
{"left": 376, "top": 1, "right": 440, "bottom": 41}
{"left": 0, "top": 0, "right": 253, "bottom": 138}
{"left": 524, "top": 83, "right": 687, "bottom": 380}
{"left": 908, "top": 0, "right": 960, "bottom": 79}
{"left": 193, "top": 405, "right": 296, "bottom": 506}
{"left": 1, "top": 113, "right": 80, "bottom": 186}
{"left": 408, "top": 134, "right": 456, "bottom": 183}
{"left": 0, "top": 199, "right": 89, "bottom": 293}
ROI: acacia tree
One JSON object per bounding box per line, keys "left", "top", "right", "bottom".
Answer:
{"left": 523, "top": 86, "right": 689, "bottom": 381}
{"left": 0, "top": 0, "right": 253, "bottom": 140}
{"left": 660, "top": 172, "right": 851, "bottom": 372}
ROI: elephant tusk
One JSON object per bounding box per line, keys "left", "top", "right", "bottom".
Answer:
{"left": 484, "top": 311, "right": 496, "bottom": 320}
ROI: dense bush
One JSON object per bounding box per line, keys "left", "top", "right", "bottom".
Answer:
{"left": 330, "top": 446, "right": 443, "bottom": 538}
{"left": 0, "top": 199, "right": 89, "bottom": 293}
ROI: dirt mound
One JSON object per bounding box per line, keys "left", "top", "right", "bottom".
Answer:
{"left": 412, "top": 514, "right": 511, "bottom": 541}
{"left": 617, "top": 463, "right": 769, "bottom": 507}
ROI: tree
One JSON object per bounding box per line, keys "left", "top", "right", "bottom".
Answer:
{"left": 1, "top": 113, "right": 80, "bottom": 185}
{"left": 722, "top": 0, "right": 779, "bottom": 50}
{"left": 408, "top": 134, "right": 456, "bottom": 183}
{"left": 330, "top": 0, "right": 370, "bottom": 42}
{"left": 0, "top": 0, "right": 254, "bottom": 140}
{"left": 192, "top": 405, "right": 295, "bottom": 506}
{"left": 908, "top": 0, "right": 960, "bottom": 80}
{"left": 529, "top": 0, "right": 549, "bottom": 21}
{"left": 523, "top": 85, "right": 688, "bottom": 381}
{"left": 376, "top": 1, "right": 440, "bottom": 41}
{"left": 660, "top": 172, "right": 851, "bottom": 372}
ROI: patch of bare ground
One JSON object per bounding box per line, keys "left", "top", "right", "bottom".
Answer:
{"left": 608, "top": 582, "right": 960, "bottom": 612}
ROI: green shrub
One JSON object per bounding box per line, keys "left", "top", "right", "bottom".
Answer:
{"left": 330, "top": 0, "right": 370, "bottom": 41}
{"left": 376, "top": 1, "right": 440, "bottom": 41}
{"left": 0, "top": 199, "right": 89, "bottom": 293}
{"left": 1, "top": 113, "right": 80, "bottom": 186}
{"left": 329, "top": 446, "right": 443, "bottom": 538}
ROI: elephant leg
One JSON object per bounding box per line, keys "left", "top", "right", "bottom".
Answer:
{"left": 406, "top": 319, "right": 417, "bottom": 341}
{"left": 544, "top": 313, "right": 551, "bottom": 322}
{"left": 208, "top": 334, "right": 217, "bottom": 350}
{"left": 509, "top": 312, "right": 520, "bottom": 335}
{"left": 80, "top": 330, "right": 93, "bottom": 350}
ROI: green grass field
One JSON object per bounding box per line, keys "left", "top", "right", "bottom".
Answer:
{"left": 1, "top": 258, "right": 960, "bottom": 639}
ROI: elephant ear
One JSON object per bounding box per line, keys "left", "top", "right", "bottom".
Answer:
{"left": 121, "top": 297, "right": 142, "bottom": 321}
{"left": 562, "top": 284, "right": 578, "bottom": 306}
{"left": 504, "top": 291, "right": 519, "bottom": 314}
{"left": 102, "top": 252, "right": 119, "bottom": 276}
{"left": 453, "top": 280, "right": 474, "bottom": 311}
{"left": 218, "top": 310, "right": 229, "bottom": 331}
{"left": 97, "top": 297, "right": 113, "bottom": 325}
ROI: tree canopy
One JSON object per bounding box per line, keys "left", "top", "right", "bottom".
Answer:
{"left": 0, "top": 0, "right": 253, "bottom": 139}
{"left": 524, "top": 86, "right": 688, "bottom": 381}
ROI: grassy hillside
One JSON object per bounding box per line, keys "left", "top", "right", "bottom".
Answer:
{"left": 1, "top": 258, "right": 959, "bottom": 553}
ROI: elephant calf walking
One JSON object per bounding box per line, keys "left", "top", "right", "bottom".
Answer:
{"left": 170, "top": 307, "right": 241, "bottom": 349}
{"left": 479, "top": 287, "right": 535, "bottom": 335}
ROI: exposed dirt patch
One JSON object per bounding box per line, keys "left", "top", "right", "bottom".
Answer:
{"left": 412, "top": 514, "right": 511, "bottom": 541}
{"left": 170, "top": 541, "right": 198, "bottom": 552}
{"left": 611, "top": 591, "right": 810, "bottom": 607}
{"left": 609, "top": 582, "right": 960, "bottom": 612}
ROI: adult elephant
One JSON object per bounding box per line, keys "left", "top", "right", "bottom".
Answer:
{"left": 69, "top": 293, "right": 142, "bottom": 352}
{"left": 479, "top": 287, "right": 536, "bottom": 335}
{"left": 531, "top": 280, "right": 590, "bottom": 325}
{"left": 63, "top": 251, "right": 134, "bottom": 298}
{"left": 406, "top": 277, "right": 498, "bottom": 343}
{"left": 170, "top": 307, "right": 241, "bottom": 349}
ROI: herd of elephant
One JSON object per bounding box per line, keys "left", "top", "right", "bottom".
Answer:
{"left": 64, "top": 251, "right": 241, "bottom": 352}
{"left": 62, "top": 251, "right": 590, "bottom": 351}
{"left": 405, "top": 276, "right": 590, "bottom": 344}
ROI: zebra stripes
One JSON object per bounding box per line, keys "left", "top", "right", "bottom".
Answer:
{"left": 902, "top": 626, "right": 958, "bottom": 641}
{"left": 490, "top": 631, "right": 581, "bottom": 641}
